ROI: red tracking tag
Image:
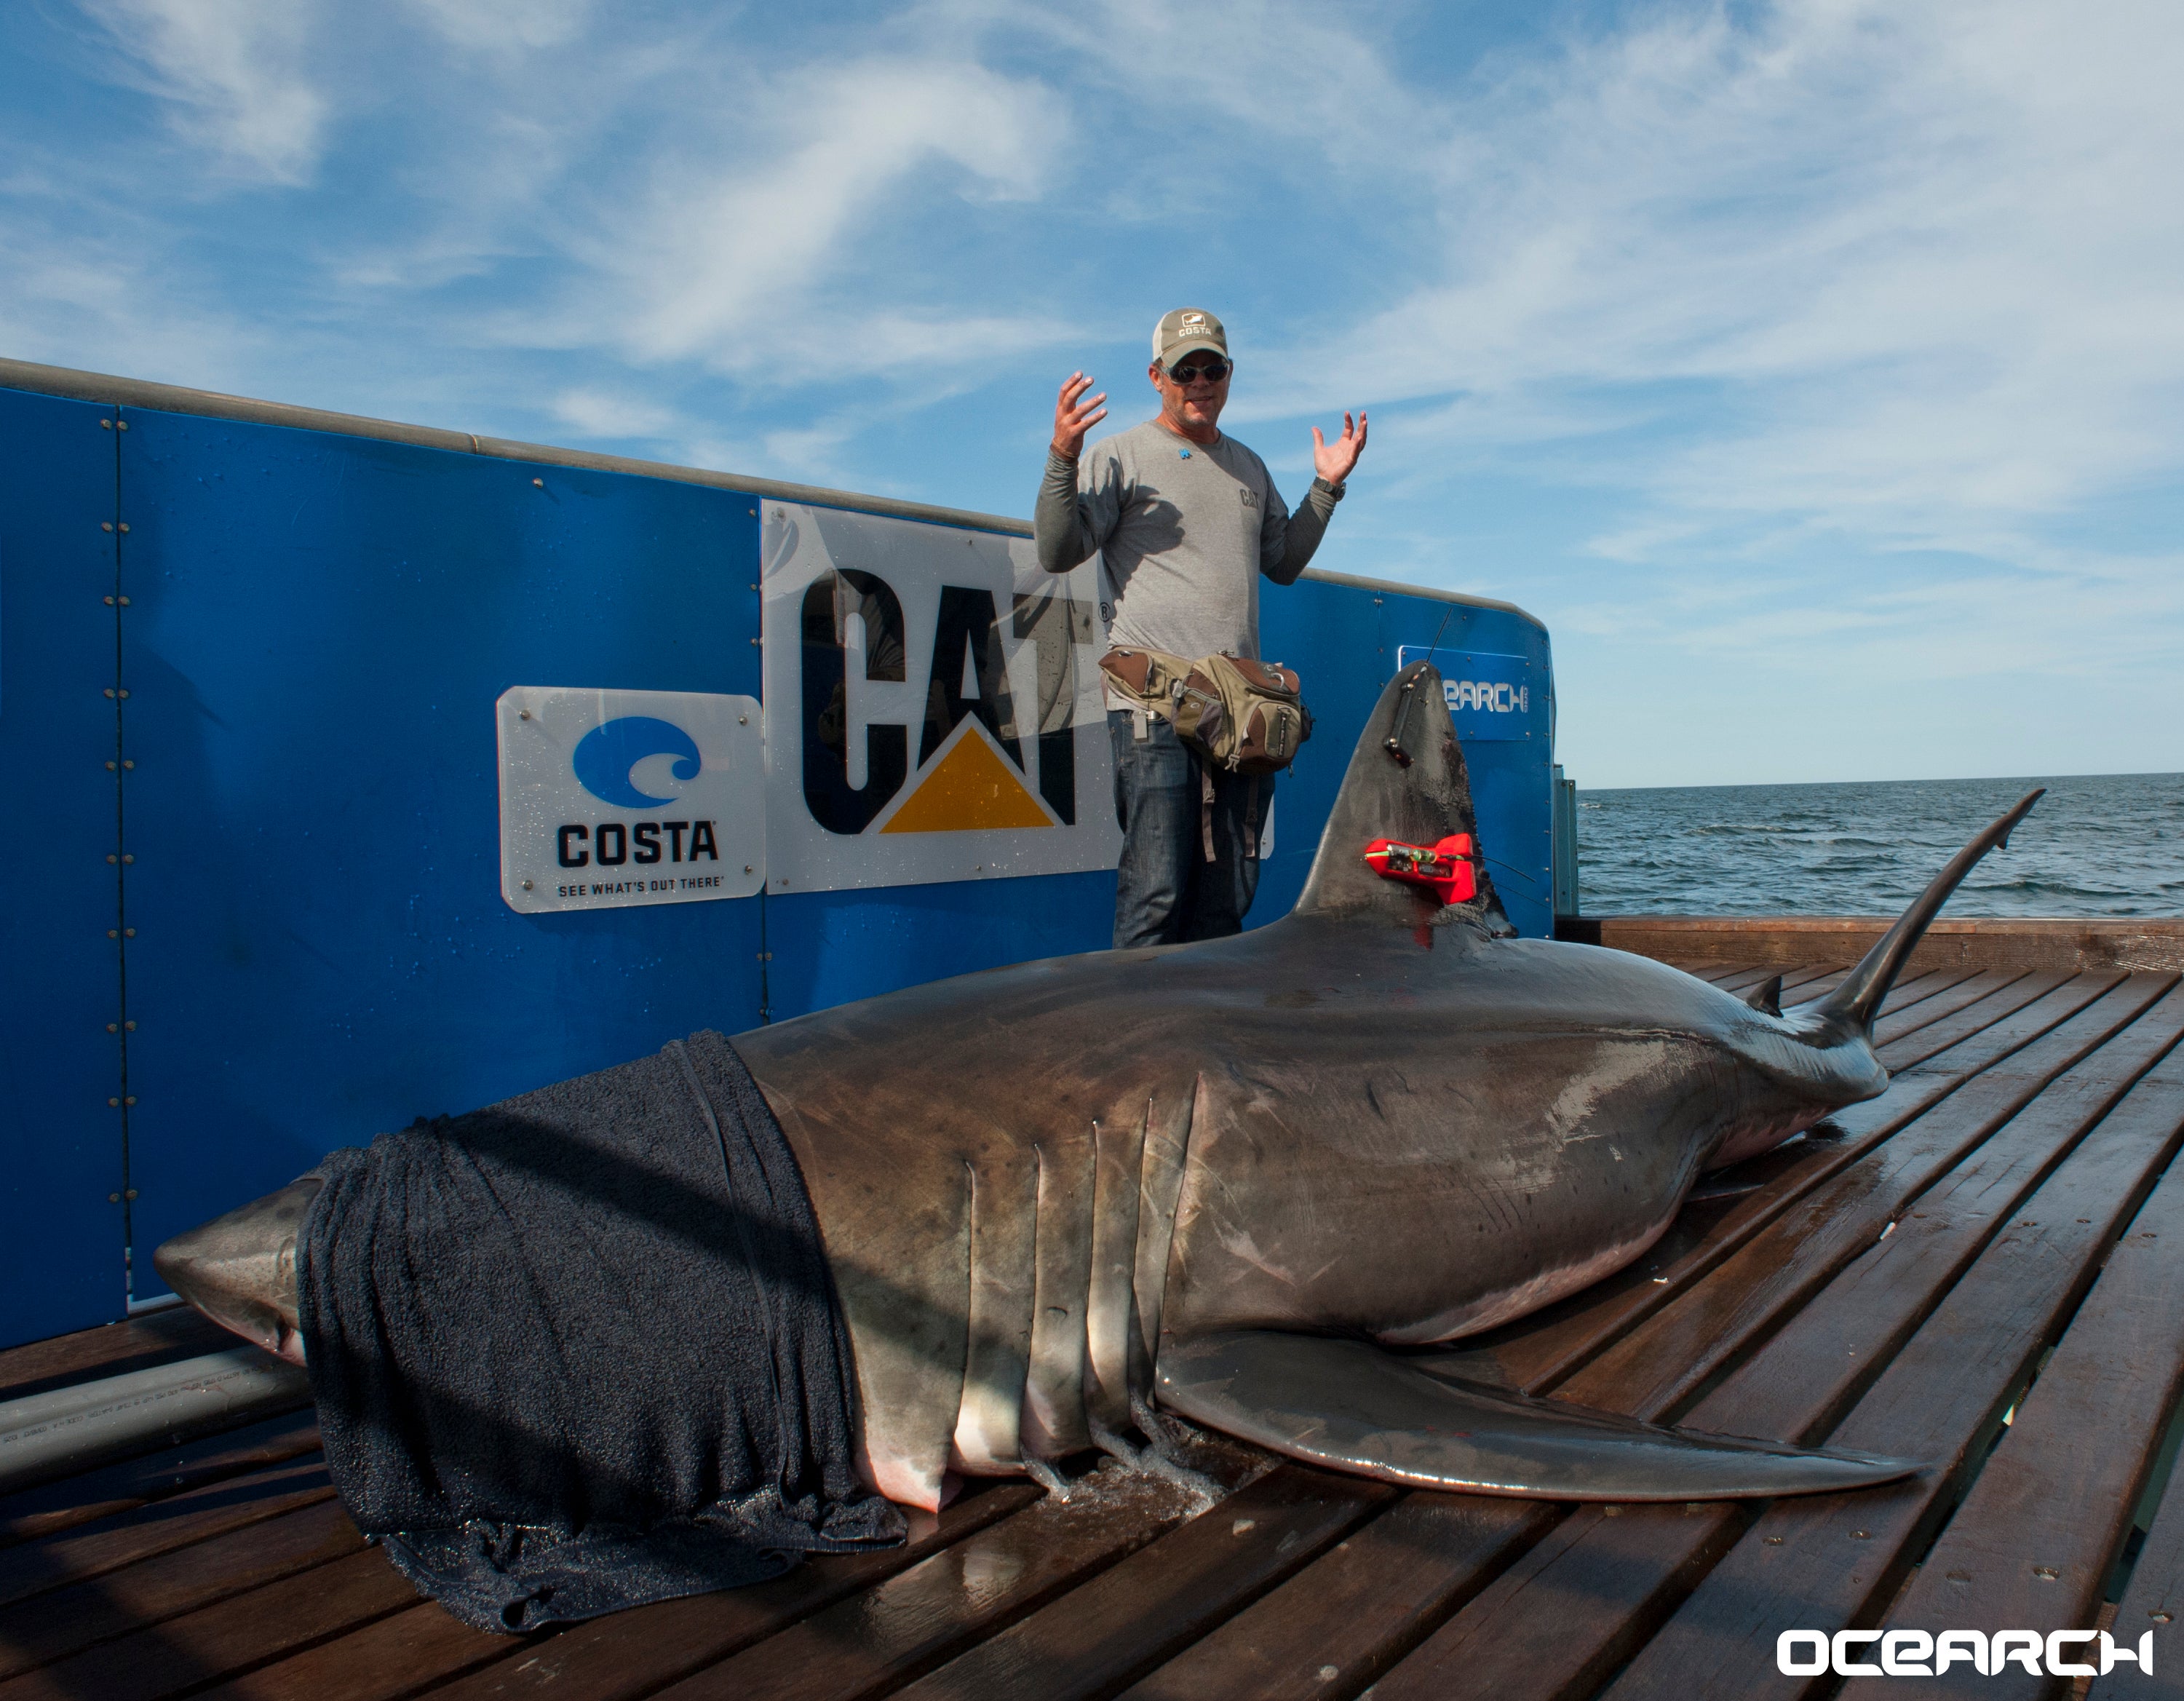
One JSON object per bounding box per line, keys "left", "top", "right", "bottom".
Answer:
{"left": 1364, "top": 834, "right": 1477, "bottom": 904}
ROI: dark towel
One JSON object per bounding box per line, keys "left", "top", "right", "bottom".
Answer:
{"left": 296, "top": 1030, "right": 904, "bottom": 1632}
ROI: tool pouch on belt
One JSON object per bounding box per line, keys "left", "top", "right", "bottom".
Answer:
{"left": 1097, "top": 647, "right": 1313, "bottom": 777}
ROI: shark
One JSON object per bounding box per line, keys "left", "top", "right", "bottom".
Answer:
{"left": 156, "top": 661, "right": 2041, "bottom": 1513}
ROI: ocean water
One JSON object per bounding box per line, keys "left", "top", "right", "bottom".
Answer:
{"left": 1575, "top": 772, "right": 2184, "bottom": 919}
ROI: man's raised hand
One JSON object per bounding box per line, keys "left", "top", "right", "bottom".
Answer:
{"left": 1311, "top": 411, "right": 1368, "bottom": 487}
{"left": 1052, "top": 372, "right": 1108, "bottom": 459}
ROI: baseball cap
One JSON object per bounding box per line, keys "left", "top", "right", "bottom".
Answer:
{"left": 1153, "top": 307, "right": 1228, "bottom": 370}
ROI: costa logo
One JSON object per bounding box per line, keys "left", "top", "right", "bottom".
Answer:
{"left": 496, "top": 689, "right": 765, "bottom": 915}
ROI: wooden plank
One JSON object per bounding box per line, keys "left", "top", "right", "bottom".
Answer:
{"left": 417, "top": 1482, "right": 1044, "bottom": 1701}
{"left": 1474, "top": 971, "right": 2124, "bottom": 1399}
{"left": 662, "top": 1470, "right": 1218, "bottom": 1701}
{"left": 0, "top": 1411, "right": 321, "bottom": 1547}
{"left": 190, "top": 1601, "right": 508, "bottom": 1701}
{"left": 1776, "top": 961, "right": 1849, "bottom": 996}
{"left": 1883, "top": 1162, "right": 2184, "bottom": 1700}
{"left": 1590, "top": 915, "right": 2184, "bottom": 976}
{"left": 1557, "top": 973, "right": 2174, "bottom": 1418}
{"left": 1659, "top": 959, "right": 1902, "bottom": 1007}
{"left": 1712, "top": 965, "right": 1780, "bottom": 993}
{"left": 886, "top": 1466, "right": 1391, "bottom": 1701}
{"left": 0, "top": 1309, "right": 234, "bottom": 1405}
{"left": 1113, "top": 1495, "right": 1559, "bottom": 1701}
{"left": 1366, "top": 1502, "right": 1749, "bottom": 1701}
{"left": 1869, "top": 970, "right": 2032, "bottom": 1050}
{"left": 1855, "top": 966, "right": 1974, "bottom": 1020}
{"left": 1683, "top": 979, "right": 2184, "bottom": 1440}
{"left": 1876, "top": 970, "right": 2089, "bottom": 1074}
{"left": 1777, "top": 977, "right": 1844, "bottom": 1010}
{"left": 1669, "top": 961, "right": 1750, "bottom": 983}
{"left": 2089, "top": 1437, "right": 2184, "bottom": 1700}
{"left": 0, "top": 1456, "right": 333, "bottom": 1614}
{"left": 1368, "top": 981, "right": 2184, "bottom": 1701}
{"left": 0, "top": 1545, "right": 416, "bottom": 1701}
{"left": 1593, "top": 1022, "right": 2184, "bottom": 1701}
{"left": 0, "top": 1496, "right": 357, "bottom": 1681}
{"left": 1723, "top": 964, "right": 1956, "bottom": 1016}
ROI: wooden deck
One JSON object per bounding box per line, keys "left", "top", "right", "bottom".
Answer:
{"left": 9, "top": 954, "right": 2184, "bottom": 1700}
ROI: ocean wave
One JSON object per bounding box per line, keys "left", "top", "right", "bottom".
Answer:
{"left": 1574, "top": 772, "right": 2184, "bottom": 919}
{"left": 1958, "top": 876, "right": 2139, "bottom": 899}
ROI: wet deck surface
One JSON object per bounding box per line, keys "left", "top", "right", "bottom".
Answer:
{"left": 9, "top": 959, "right": 2184, "bottom": 1700}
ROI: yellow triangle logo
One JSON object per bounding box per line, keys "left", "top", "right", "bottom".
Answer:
{"left": 880, "top": 722, "right": 1055, "bottom": 834}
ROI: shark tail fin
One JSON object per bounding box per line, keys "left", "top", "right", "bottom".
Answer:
{"left": 1803, "top": 789, "right": 2044, "bottom": 1038}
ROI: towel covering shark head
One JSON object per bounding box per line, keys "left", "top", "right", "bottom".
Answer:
{"left": 157, "top": 662, "right": 2041, "bottom": 1512}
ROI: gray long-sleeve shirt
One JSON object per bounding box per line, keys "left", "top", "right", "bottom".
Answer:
{"left": 1034, "top": 420, "right": 1343, "bottom": 665}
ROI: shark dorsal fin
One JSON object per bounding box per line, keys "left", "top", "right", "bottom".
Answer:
{"left": 1292, "top": 661, "right": 1515, "bottom": 932}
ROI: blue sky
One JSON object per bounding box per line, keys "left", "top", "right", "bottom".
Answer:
{"left": 4, "top": 0, "right": 2180, "bottom": 788}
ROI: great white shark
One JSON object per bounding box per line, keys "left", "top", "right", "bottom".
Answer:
{"left": 156, "top": 661, "right": 2041, "bottom": 1512}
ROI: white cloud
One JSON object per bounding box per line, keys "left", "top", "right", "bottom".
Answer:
{"left": 0, "top": 152, "right": 263, "bottom": 384}
{"left": 1264, "top": 1, "right": 2184, "bottom": 565}
{"left": 1039, "top": 0, "right": 1425, "bottom": 168}
{"left": 571, "top": 55, "right": 1068, "bottom": 375}
{"left": 549, "top": 387, "right": 677, "bottom": 439}
{"left": 402, "top": 0, "right": 595, "bottom": 54}
{"left": 82, "top": 0, "right": 329, "bottom": 184}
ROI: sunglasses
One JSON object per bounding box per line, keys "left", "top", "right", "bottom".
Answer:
{"left": 1166, "top": 357, "right": 1231, "bottom": 384}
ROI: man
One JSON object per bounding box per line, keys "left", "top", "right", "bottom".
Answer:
{"left": 1035, "top": 306, "right": 1367, "bottom": 948}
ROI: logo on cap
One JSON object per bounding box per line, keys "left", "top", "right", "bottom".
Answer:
{"left": 1155, "top": 306, "right": 1228, "bottom": 362}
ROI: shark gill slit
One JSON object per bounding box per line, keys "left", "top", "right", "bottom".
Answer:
{"left": 1022, "top": 1135, "right": 1096, "bottom": 1459}
{"left": 950, "top": 1143, "right": 1038, "bottom": 1473}
{"left": 1085, "top": 1111, "right": 1146, "bottom": 1432}
{"left": 1136, "top": 1079, "right": 1197, "bottom": 1384}
{"left": 946, "top": 1081, "right": 1204, "bottom": 1475}
{"left": 936, "top": 1157, "right": 979, "bottom": 1479}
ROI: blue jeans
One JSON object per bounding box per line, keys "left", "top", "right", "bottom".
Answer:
{"left": 1109, "top": 710, "right": 1273, "bottom": 948}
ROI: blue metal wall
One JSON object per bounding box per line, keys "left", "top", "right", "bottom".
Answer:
{"left": 111, "top": 409, "right": 769, "bottom": 1303}
{"left": 0, "top": 390, "right": 126, "bottom": 1344}
{"left": 0, "top": 381, "right": 1552, "bottom": 1348}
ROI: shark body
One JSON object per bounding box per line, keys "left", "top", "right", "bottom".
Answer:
{"left": 159, "top": 662, "right": 2042, "bottom": 1512}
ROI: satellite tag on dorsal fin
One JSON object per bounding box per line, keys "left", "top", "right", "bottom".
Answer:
{"left": 1292, "top": 662, "right": 1514, "bottom": 933}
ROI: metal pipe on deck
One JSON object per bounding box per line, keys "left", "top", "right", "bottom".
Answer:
{"left": 0, "top": 1346, "right": 312, "bottom": 1494}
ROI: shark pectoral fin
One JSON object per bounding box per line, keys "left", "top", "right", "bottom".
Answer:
{"left": 1742, "top": 974, "right": 1783, "bottom": 1017}
{"left": 1154, "top": 1331, "right": 1919, "bottom": 1502}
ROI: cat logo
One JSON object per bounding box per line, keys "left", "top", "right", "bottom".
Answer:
{"left": 798, "top": 571, "right": 1086, "bottom": 836}
{"left": 762, "top": 504, "right": 1122, "bottom": 894}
